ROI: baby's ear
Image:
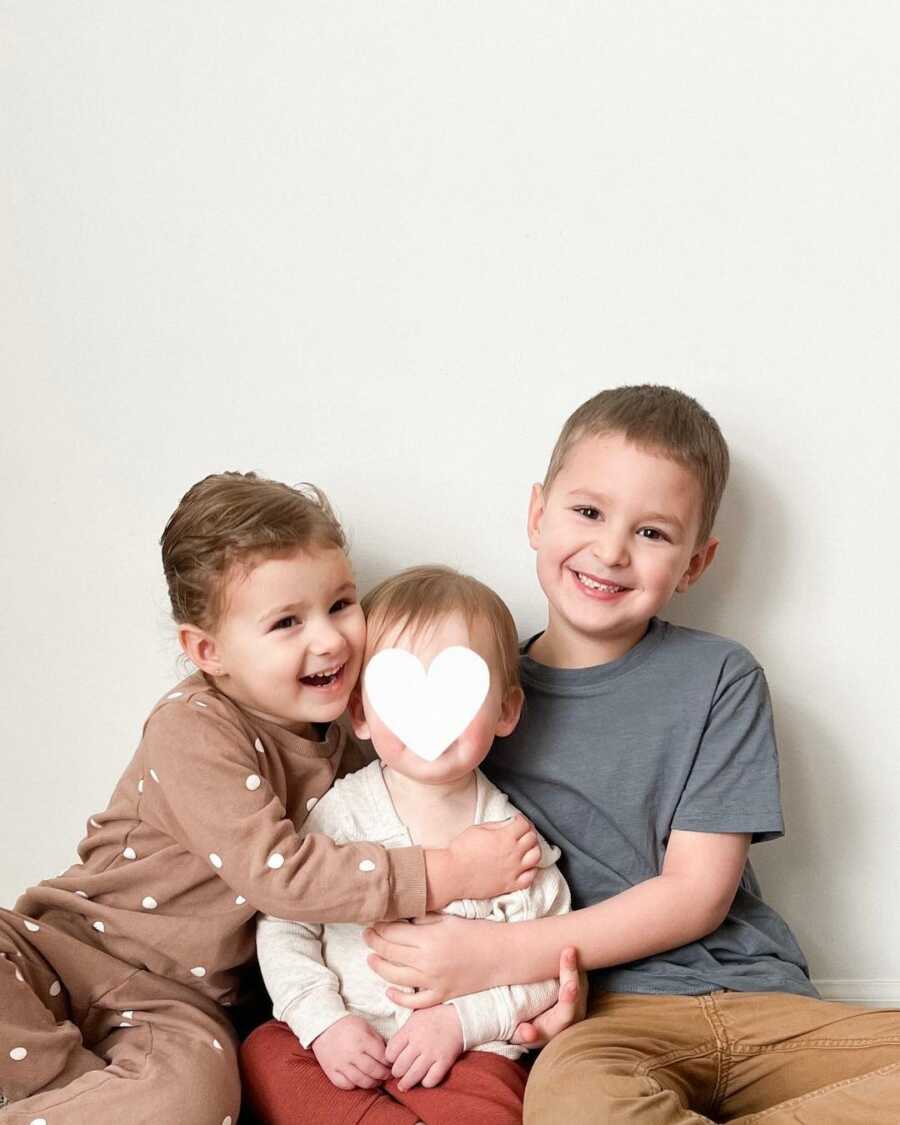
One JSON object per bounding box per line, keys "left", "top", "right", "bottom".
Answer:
{"left": 494, "top": 687, "right": 524, "bottom": 737}
{"left": 348, "top": 683, "right": 370, "bottom": 739}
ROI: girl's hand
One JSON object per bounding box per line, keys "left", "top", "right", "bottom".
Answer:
{"left": 449, "top": 815, "right": 541, "bottom": 897}
{"left": 385, "top": 1004, "right": 464, "bottom": 1090}
{"left": 511, "top": 946, "right": 587, "bottom": 1046}
{"left": 311, "top": 1015, "right": 390, "bottom": 1090}
{"left": 364, "top": 914, "right": 503, "bottom": 1007}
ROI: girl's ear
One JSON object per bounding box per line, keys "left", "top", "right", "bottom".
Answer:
{"left": 494, "top": 687, "right": 524, "bottom": 737}
{"left": 348, "top": 684, "right": 370, "bottom": 739}
{"left": 178, "top": 624, "right": 225, "bottom": 676}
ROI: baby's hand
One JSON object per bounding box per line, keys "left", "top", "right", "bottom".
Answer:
{"left": 311, "top": 1015, "right": 391, "bottom": 1090}
{"left": 450, "top": 815, "right": 541, "bottom": 899}
{"left": 385, "top": 1004, "right": 464, "bottom": 1091}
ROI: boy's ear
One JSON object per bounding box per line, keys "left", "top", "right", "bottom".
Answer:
{"left": 494, "top": 687, "right": 524, "bottom": 737}
{"left": 348, "top": 683, "right": 371, "bottom": 739}
{"left": 526, "top": 483, "right": 545, "bottom": 550}
{"left": 178, "top": 624, "right": 226, "bottom": 676}
{"left": 676, "top": 537, "right": 720, "bottom": 593}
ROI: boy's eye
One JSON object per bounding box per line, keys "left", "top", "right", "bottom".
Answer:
{"left": 573, "top": 506, "right": 601, "bottom": 520}
{"left": 330, "top": 598, "right": 354, "bottom": 613}
{"left": 272, "top": 615, "right": 299, "bottom": 630}
{"left": 637, "top": 527, "right": 669, "bottom": 542}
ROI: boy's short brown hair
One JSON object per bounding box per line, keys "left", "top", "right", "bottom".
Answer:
{"left": 361, "top": 566, "right": 521, "bottom": 699}
{"left": 543, "top": 385, "right": 730, "bottom": 544}
{"left": 161, "top": 471, "right": 346, "bottom": 631}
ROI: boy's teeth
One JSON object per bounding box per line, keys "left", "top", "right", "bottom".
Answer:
{"left": 576, "top": 572, "right": 625, "bottom": 593}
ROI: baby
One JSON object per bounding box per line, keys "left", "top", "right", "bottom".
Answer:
{"left": 242, "top": 565, "right": 572, "bottom": 1125}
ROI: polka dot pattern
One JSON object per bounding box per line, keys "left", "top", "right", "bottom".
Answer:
{"left": 191, "top": 966, "right": 207, "bottom": 978}
{"left": 223, "top": 1117, "right": 233, "bottom": 1125}
{"left": 93, "top": 921, "right": 105, "bottom": 933}
{"left": 75, "top": 890, "right": 89, "bottom": 898}
{"left": 138, "top": 778, "right": 144, "bottom": 794}
{"left": 213, "top": 1038, "right": 223, "bottom": 1050}
{"left": 254, "top": 738, "right": 265, "bottom": 753}
{"left": 150, "top": 769, "right": 160, "bottom": 783}
{"left": 266, "top": 853, "right": 285, "bottom": 870}
{"left": 245, "top": 774, "right": 261, "bottom": 791}
{"left": 123, "top": 847, "right": 136, "bottom": 860}
{"left": 122, "top": 1010, "right": 134, "bottom": 1019}
{"left": 30, "top": 1118, "right": 47, "bottom": 1125}
{"left": 358, "top": 860, "right": 376, "bottom": 873}
{"left": 194, "top": 699, "right": 208, "bottom": 709}
{"left": 209, "top": 853, "right": 223, "bottom": 869}
{"left": 235, "top": 895, "right": 246, "bottom": 906}
{"left": 23, "top": 920, "right": 40, "bottom": 933}
{"left": 167, "top": 691, "right": 183, "bottom": 699}
{"left": 49, "top": 980, "right": 61, "bottom": 997}
{"left": 10, "top": 1046, "right": 27, "bottom": 1061}
{"left": 142, "top": 896, "right": 158, "bottom": 910}
{"left": 306, "top": 797, "right": 318, "bottom": 811}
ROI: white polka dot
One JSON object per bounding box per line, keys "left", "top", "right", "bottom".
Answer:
{"left": 90, "top": 817, "right": 101, "bottom": 828}
{"left": 223, "top": 1117, "right": 233, "bottom": 1125}
{"left": 23, "top": 920, "right": 40, "bottom": 933}
{"left": 254, "top": 738, "right": 265, "bottom": 753}
{"left": 167, "top": 691, "right": 183, "bottom": 699}
{"left": 358, "top": 860, "right": 376, "bottom": 873}
{"left": 142, "top": 896, "right": 158, "bottom": 910}
{"left": 15, "top": 967, "right": 24, "bottom": 982}
{"left": 119, "top": 1021, "right": 133, "bottom": 1028}
{"left": 194, "top": 699, "right": 208, "bottom": 708}
{"left": 138, "top": 778, "right": 144, "bottom": 794}
{"left": 266, "top": 853, "right": 285, "bottom": 870}
{"left": 212, "top": 1038, "right": 223, "bottom": 1050}
{"left": 191, "top": 966, "right": 207, "bottom": 978}
{"left": 30, "top": 1118, "right": 47, "bottom": 1125}
{"left": 209, "top": 853, "right": 223, "bottom": 869}
{"left": 245, "top": 774, "right": 261, "bottom": 791}
{"left": 10, "top": 1046, "right": 27, "bottom": 1061}
{"left": 123, "top": 847, "right": 137, "bottom": 860}
{"left": 49, "top": 980, "right": 61, "bottom": 997}
{"left": 75, "top": 890, "right": 89, "bottom": 898}
{"left": 122, "top": 1010, "right": 134, "bottom": 1019}
{"left": 234, "top": 895, "right": 246, "bottom": 906}
{"left": 149, "top": 769, "right": 159, "bottom": 782}
{"left": 306, "top": 797, "right": 318, "bottom": 811}
{"left": 93, "top": 921, "right": 105, "bottom": 933}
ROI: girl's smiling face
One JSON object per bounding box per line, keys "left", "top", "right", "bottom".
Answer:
{"left": 193, "top": 546, "right": 366, "bottom": 733}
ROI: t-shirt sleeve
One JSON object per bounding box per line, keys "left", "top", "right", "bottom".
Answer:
{"left": 140, "top": 699, "right": 426, "bottom": 922}
{"left": 670, "top": 666, "right": 784, "bottom": 843}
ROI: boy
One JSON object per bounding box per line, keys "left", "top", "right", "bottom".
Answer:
{"left": 241, "top": 566, "right": 572, "bottom": 1124}
{"left": 364, "top": 386, "right": 900, "bottom": 1123}
{"left": 0, "top": 474, "right": 541, "bottom": 1124}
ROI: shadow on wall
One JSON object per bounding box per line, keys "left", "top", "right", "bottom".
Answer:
{"left": 667, "top": 456, "right": 861, "bottom": 976}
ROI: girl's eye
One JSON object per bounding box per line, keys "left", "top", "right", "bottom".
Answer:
{"left": 272, "top": 615, "right": 299, "bottom": 630}
{"left": 574, "top": 506, "right": 601, "bottom": 520}
{"left": 637, "top": 527, "right": 668, "bottom": 542}
{"left": 330, "top": 599, "right": 354, "bottom": 614}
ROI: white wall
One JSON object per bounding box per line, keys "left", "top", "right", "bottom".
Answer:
{"left": 2, "top": 2, "right": 898, "bottom": 1002}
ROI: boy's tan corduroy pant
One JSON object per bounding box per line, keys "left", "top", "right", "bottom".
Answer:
{"left": 0, "top": 908, "right": 241, "bottom": 1124}
{"left": 525, "top": 989, "right": 900, "bottom": 1124}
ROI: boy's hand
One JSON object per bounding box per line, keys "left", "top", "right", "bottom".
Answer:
{"left": 511, "top": 946, "right": 587, "bottom": 1046}
{"left": 311, "top": 1015, "right": 391, "bottom": 1090}
{"left": 385, "top": 1004, "right": 464, "bottom": 1091}
{"left": 426, "top": 815, "right": 540, "bottom": 909}
{"left": 365, "top": 915, "right": 503, "bottom": 1006}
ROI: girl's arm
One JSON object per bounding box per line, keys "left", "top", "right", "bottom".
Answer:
{"left": 365, "top": 829, "right": 751, "bottom": 1006}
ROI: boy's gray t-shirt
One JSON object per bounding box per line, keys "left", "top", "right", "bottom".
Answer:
{"left": 482, "top": 617, "right": 817, "bottom": 998}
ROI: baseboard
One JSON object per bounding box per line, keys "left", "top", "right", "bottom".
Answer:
{"left": 814, "top": 979, "right": 900, "bottom": 1008}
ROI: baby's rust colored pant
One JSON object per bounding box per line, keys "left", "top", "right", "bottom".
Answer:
{"left": 0, "top": 908, "right": 241, "bottom": 1124}
{"left": 525, "top": 989, "right": 900, "bottom": 1124}
{"left": 240, "top": 1017, "right": 528, "bottom": 1124}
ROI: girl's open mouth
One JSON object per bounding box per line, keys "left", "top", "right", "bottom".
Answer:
{"left": 300, "top": 664, "right": 345, "bottom": 689}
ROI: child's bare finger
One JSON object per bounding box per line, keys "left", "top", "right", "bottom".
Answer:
{"left": 364, "top": 928, "right": 418, "bottom": 962}
{"left": 390, "top": 1042, "right": 420, "bottom": 1079}
{"left": 514, "top": 869, "right": 537, "bottom": 889}
{"left": 344, "top": 1063, "right": 380, "bottom": 1089}
{"left": 366, "top": 921, "right": 417, "bottom": 946}
{"left": 396, "top": 1054, "right": 431, "bottom": 1091}
{"left": 421, "top": 1060, "right": 451, "bottom": 1088}
{"left": 356, "top": 1051, "right": 390, "bottom": 1080}
{"left": 329, "top": 1069, "right": 356, "bottom": 1091}
{"left": 386, "top": 986, "right": 440, "bottom": 1009}
{"left": 366, "top": 953, "right": 425, "bottom": 990}
{"left": 520, "top": 844, "right": 542, "bottom": 868}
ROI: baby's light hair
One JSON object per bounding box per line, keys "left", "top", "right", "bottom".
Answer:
{"left": 161, "top": 471, "right": 346, "bottom": 631}
{"left": 544, "top": 385, "right": 730, "bottom": 544}
{"left": 361, "top": 565, "right": 521, "bottom": 700}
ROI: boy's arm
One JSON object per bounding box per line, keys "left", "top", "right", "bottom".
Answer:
{"left": 366, "top": 829, "right": 750, "bottom": 1006}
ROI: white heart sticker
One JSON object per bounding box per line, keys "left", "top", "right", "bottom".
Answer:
{"left": 364, "top": 646, "right": 490, "bottom": 761}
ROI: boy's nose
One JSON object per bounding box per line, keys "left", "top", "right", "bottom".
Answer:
{"left": 308, "top": 619, "right": 345, "bottom": 655}
{"left": 591, "top": 531, "right": 630, "bottom": 569}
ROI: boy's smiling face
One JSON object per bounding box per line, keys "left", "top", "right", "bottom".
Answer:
{"left": 182, "top": 546, "right": 366, "bottom": 733}
{"left": 527, "top": 432, "right": 718, "bottom": 667}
